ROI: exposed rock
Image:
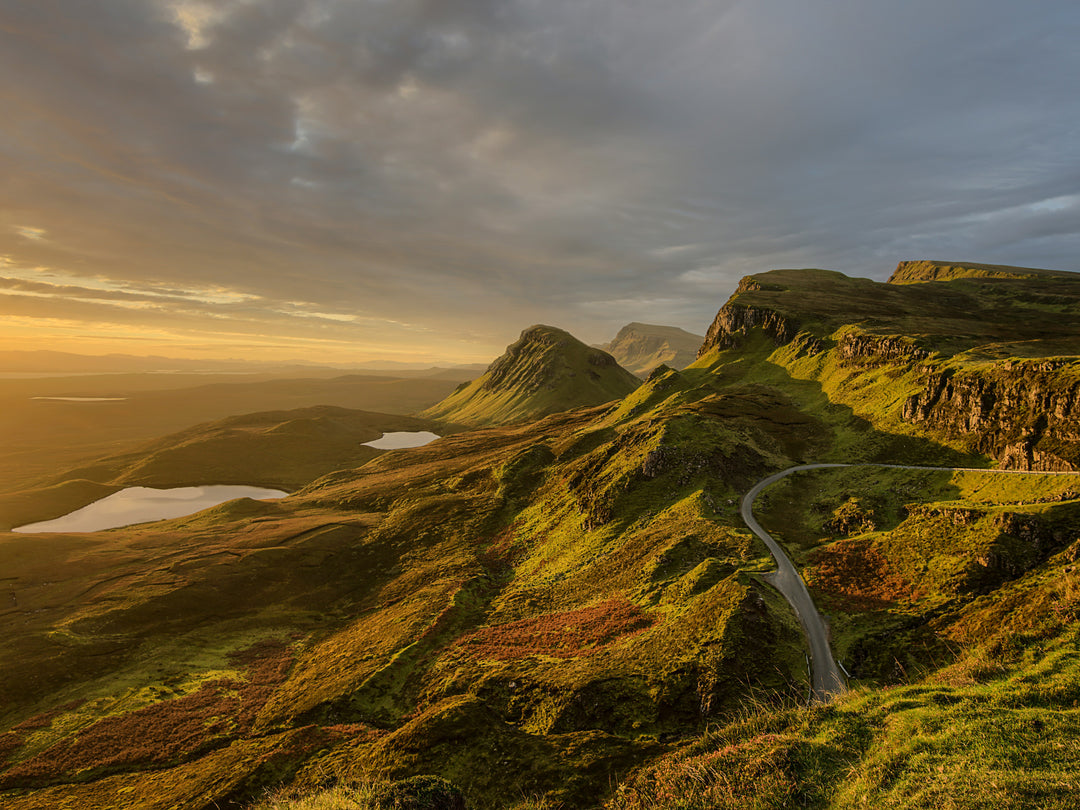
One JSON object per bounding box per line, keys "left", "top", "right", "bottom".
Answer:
{"left": 837, "top": 333, "right": 930, "bottom": 365}
{"left": 698, "top": 303, "right": 798, "bottom": 355}
{"left": 824, "top": 498, "right": 877, "bottom": 536}
{"left": 901, "top": 361, "right": 1080, "bottom": 470}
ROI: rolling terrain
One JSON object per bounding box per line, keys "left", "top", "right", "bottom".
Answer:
{"left": 0, "top": 370, "right": 470, "bottom": 496}
{"left": 0, "top": 406, "right": 452, "bottom": 532}
{"left": 2, "top": 260, "right": 1079, "bottom": 809}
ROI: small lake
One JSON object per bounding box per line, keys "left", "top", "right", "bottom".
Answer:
{"left": 12, "top": 485, "right": 288, "bottom": 533}
{"left": 362, "top": 431, "right": 441, "bottom": 449}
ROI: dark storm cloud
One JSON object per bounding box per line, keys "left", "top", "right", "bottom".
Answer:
{"left": 1, "top": 0, "right": 1078, "bottom": 358}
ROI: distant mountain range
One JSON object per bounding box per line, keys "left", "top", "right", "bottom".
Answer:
{"left": 596, "top": 322, "right": 704, "bottom": 376}
{"left": 0, "top": 350, "right": 486, "bottom": 376}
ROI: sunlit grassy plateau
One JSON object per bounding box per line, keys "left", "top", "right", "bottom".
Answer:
{"left": 2, "top": 261, "right": 1079, "bottom": 808}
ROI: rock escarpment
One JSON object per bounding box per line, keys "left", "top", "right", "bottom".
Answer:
{"left": 698, "top": 278, "right": 801, "bottom": 354}
{"left": 902, "top": 361, "right": 1080, "bottom": 471}
{"left": 696, "top": 263, "right": 1080, "bottom": 470}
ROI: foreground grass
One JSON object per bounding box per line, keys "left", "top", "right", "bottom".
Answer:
{"left": 607, "top": 630, "right": 1080, "bottom": 809}
{"left": 251, "top": 775, "right": 467, "bottom": 810}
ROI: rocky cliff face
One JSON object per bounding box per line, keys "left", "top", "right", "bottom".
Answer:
{"left": 698, "top": 278, "right": 797, "bottom": 355}
{"left": 837, "top": 333, "right": 930, "bottom": 365}
{"left": 699, "top": 304, "right": 797, "bottom": 355}
{"left": 901, "top": 361, "right": 1080, "bottom": 471}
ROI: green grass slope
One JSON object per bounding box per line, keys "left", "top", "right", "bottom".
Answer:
{"left": 607, "top": 463, "right": 1080, "bottom": 809}
{"left": 423, "top": 326, "right": 641, "bottom": 427}
{"left": 0, "top": 390, "right": 815, "bottom": 809}
{"left": 889, "top": 259, "right": 1080, "bottom": 284}
{"left": 693, "top": 263, "right": 1080, "bottom": 470}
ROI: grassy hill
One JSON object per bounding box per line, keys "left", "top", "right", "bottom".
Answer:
{"left": 423, "top": 326, "right": 640, "bottom": 427}
{"left": 2, "top": 262, "right": 1080, "bottom": 808}
{"left": 597, "top": 323, "right": 704, "bottom": 377}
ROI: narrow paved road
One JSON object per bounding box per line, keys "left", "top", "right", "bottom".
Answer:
{"left": 742, "top": 462, "right": 1080, "bottom": 704}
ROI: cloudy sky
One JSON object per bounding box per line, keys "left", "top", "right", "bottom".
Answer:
{"left": 2, "top": 1, "right": 1078, "bottom": 364}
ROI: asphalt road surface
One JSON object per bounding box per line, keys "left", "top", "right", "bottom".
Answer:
{"left": 741, "top": 462, "right": 1080, "bottom": 704}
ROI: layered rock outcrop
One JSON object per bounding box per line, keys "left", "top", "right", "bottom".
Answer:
{"left": 901, "top": 362, "right": 1080, "bottom": 471}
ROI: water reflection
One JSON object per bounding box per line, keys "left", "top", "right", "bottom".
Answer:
{"left": 12, "top": 485, "right": 287, "bottom": 533}
{"left": 362, "top": 431, "right": 441, "bottom": 449}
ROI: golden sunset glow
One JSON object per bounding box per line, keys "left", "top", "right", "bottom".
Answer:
{"left": 1, "top": 1, "right": 1076, "bottom": 368}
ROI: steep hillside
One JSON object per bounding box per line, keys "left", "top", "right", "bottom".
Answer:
{"left": 608, "top": 463, "right": 1080, "bottom": 809}
{"left": 423, "top": 325, "right": 640, "bottom": 426}
{"left": 598, "top": 323, "right": 704, "bottom": 377}
{"left": 0, "top": 395, "right": 813, "bottom": 808}
{"left": 696, "top": 263, "right": 1080, "bottom": 470}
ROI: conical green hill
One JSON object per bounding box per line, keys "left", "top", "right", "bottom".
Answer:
{"left": 423, "top": 324, "right": 640, "bottom": 426}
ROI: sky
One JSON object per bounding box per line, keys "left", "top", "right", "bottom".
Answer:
{"left": 1, "top": 0, "right": 1078, "bottom": 365}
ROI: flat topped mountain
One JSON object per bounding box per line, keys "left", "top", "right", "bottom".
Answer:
{"left": 423, "top": 325, "right": 640, "bottom": 426}
{"left": 695, "top": 260, "right": 1080, "bottom": 472}
{"left": 598, "top": 322, "right": 704, "bottom": 377}
{"left": 700, "top": 261, "right": 1080, "bottom": 357}
{"left": 889, "top": 259, "right": 1080, "bottom": 285}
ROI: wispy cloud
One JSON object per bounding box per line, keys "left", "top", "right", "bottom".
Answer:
{"left": 13, "top": 226, "right": 47, "bottom": 241}
{"left": 0, "top": 0, "right": 1077, "bottom": 360}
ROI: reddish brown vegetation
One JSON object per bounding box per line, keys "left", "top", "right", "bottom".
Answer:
{"left": 0, "top": 733, "right": 23, "bottom": 766}
{"left": 455, "top": 598, "right": 654, "bottom": 660}
{"left": 0, "top": 640, "right": 294, "bottom": 788}
{"left": 323, "top": 723, "right": 384, "bottom": 744}
{"left": 806, "top": 539, "right": 917, "bottom": 610}
{"left": 11, "top": 700, "right": 86, "bottom": 733}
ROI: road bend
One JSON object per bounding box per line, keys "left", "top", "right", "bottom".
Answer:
{"left": 740, "top": 462, "right": 1080, "bottom": 705}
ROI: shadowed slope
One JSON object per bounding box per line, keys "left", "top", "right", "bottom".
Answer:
{"left": 423, "top": 325, "right": 640, "bottom": 427}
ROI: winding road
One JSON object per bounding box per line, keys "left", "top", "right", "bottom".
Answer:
{"left": 742, "top": 462, "right": 1080, "bottom": 704}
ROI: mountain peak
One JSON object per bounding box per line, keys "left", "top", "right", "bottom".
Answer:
{"left": 598, "top": 322, "right": 704, "bottom": 377}
{"left": 424, "top": 325, "right": 639, "bottom": 426}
